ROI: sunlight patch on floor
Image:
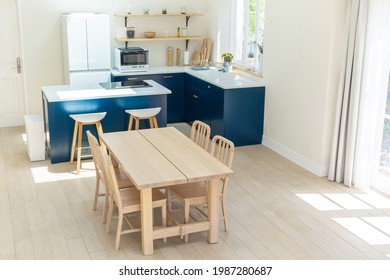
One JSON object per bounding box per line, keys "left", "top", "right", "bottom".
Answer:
{"left": 354, "top": 192, "right": 390, "bottom": 208}
{"left": 324, "top": 194, "right": 372, "bottom": 210}
{"left": 30, "top": 162, "right": 95, "bottom": 183}
{"left": 333, "top": 217, "right": 390, "bottom": 245}
{"left": 363, "top": 217, "right": 390, "bottom": 236}
{"left": 296, "top": 194, "right": 343, "bottom": 211}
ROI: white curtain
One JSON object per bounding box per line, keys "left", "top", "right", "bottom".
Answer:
{"left": 328, "top": 0, "right": 390, "bottom": 191}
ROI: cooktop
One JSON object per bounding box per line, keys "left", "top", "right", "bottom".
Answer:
{"left": 99, "top": 80, "right": 151, "bottom": 89}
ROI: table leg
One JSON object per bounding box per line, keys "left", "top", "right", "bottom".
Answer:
{"left": 208, "top": 178, "right": 219, "bottom": 243}
{"left": 140, "top": 188, "right": 154, "bottom": 255}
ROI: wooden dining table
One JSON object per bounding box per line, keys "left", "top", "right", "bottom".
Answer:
{"left": 99, "top": 126, "right": 233, "bottom": 255}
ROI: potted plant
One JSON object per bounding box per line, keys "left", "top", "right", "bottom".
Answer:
{"left": 221, "top": 52, "right": 234, "bottom": 63}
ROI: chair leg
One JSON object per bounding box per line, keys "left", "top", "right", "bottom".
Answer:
{"left": 106, "top": 195, "right": 114, "bottom": 233}
{"left": 221, "top": 198, "right": 229, "bottom": 232}
{"left": 153, "top": 116, "right": 158, "bottom": 128}
{"left": 115, "top": 212, "right": 123, "bottom": 250}
{"left": 162, "top": 201, "right": 167, "bottom": 242}
{"left": 96, "top": 121, "right": 106, "bottom": 150}
{"left": 135, "top": 117, "right": 140, "bottom": 130}
{"left": 128, "top": 115, "right": 134, "bottom": 131}
{"left": 92, "top": 171, "right": 100, "bottom": 211}
{"left": 167, "top": 188, "right": 173, "bottom": 212}
{"left": 149, "top": 117, "right": 154, "bottom": 128}
{"left": 102, "top": 189, "right": 109, "bottom": 224}
{"left": 76, "top": 123, "right": 83, "bottom": 174}
{"left": 70, "top": 121, "right": 79, "bottom": 164}
{"left": 184, "top": 201, "right": 190, "bottom": 242}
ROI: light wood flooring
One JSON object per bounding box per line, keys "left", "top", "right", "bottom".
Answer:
{"left": 1, "top": 124, "right": 390, "bottom": 260}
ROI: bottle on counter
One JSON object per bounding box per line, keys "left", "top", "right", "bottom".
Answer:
{"left": 176, "top": 48, "right": 181, "bottom": 66}
{"left": 167, "top": 47, "right": 173, "bottom": 66}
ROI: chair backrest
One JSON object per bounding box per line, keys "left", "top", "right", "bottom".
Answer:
{"left": 86, "top": 130, "right": 103, "bottom": 177}
{"left": 98, "top": 145, "right": 123, "bottom": 210}
{"left": 190, "top": 120, "right": 211, "bottom": 150}
{"left": 210, "top": 135, "right": 235, "bottom": 168}
{"left": 210, "top": 135, "right": 235, "bottom": 198}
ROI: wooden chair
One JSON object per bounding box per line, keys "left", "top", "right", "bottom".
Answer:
{"left": 86, "top": 131, "right": 134, "bottom": 223}
{"left": 69, "top": 112, "right": 106, "bottom": 174}
{"left": 190, "top": 120, "right": 211, "bottom": 150}
{"left": 167, "top": 135, "right": 235, "bottom": 241}
{"left": 125, "top": 107, "right": 161, "bottom": 130}
{"left": 99, "top": 146, "right": 167, "bottom": 250}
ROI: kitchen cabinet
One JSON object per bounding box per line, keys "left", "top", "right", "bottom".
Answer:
{"left": 185, "top": 74, "right": 265, "bottom": 146}
{"left": 150, "top": 73, "right": 185, "bottom": 123}
{"left": 184, "top": 74, "right": 224, "bottom": 135}
{"left": 114, "top": 13, "right": 203, "bottom": 49}
{"left": 111, "top": 73, "right": 185, "bottom": 123}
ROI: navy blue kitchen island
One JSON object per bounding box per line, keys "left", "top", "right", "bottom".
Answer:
{"left": 42, "top": 80, "right": 171, "bottom": 163}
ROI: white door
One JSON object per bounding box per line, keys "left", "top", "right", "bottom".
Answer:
{"left": 0, "top": 0, "right": 25, "bottom": 127}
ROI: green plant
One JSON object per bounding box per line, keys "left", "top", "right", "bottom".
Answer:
{"left": 221, "top": 52, "right": 234, "bottom": 62}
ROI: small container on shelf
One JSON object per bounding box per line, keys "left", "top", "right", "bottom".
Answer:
{"left": 126, "top": 27, "right": 135, "bottom": 38}
{"left": 167, "top": 47, "right": 173, "bottom": 66}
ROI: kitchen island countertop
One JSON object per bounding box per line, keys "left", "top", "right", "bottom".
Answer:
{"left": 42, "top": 79, "right": 171, "bottom": 103}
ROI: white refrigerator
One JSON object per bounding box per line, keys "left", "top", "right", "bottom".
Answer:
{"left": 62, "top": 14, "right": 111, "bottom": 88}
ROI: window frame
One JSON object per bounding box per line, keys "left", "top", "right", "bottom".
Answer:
{"left": 230, "top": 0, "right": 265, "bottom": 71}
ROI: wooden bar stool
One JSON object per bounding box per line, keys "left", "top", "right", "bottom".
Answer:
{"left": 125, "top": 107, "right": 161, "bottom": 130}
{"left": 69, "top": 112, "right": 106, "bottom": 174}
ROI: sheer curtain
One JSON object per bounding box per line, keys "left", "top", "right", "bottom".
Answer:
{"left": 328, "top": 0, "right": 390, "bottom": 191}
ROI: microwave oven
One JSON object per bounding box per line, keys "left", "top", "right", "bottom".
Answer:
{"left": 114, "top": 47, "right": 149, "bottom": 72}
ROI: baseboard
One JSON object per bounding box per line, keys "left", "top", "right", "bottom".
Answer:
{"left": 262, "top": 135, "right": 329, "bottom": 177}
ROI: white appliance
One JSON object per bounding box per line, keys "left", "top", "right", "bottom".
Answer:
{"left": 62, "top": 13, "right": 111, "bottom": 88}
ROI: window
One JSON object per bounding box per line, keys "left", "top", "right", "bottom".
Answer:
{"left": 230, "top": 0, "right": 265, "bottom": 73}
{"left": 379, "top": 73, "right": 390, "bottom": 176}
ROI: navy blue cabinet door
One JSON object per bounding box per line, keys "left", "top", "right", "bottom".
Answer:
{"left": 150, "top": 73, "right": 185, "bottom": 123}
{"left": 185, "top": 74, "right": 223, "bottom": 136}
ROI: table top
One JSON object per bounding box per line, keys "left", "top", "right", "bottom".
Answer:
{"left": 100, "top": 127, "right": 233, "bottom": 189}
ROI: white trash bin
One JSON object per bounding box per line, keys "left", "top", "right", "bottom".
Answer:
{"left": 24, "top": 115, "right": 45, "bottom": 161}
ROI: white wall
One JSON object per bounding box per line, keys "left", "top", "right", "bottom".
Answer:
{"left": 18, "top": 0, "right": 208, "bottom": 115}
{"left": 260, "top": 0, "right": 347, "bottom": 176}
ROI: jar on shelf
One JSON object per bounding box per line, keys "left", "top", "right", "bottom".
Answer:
{"left": 126, "top": 27, "right": 135, "bottom": 38}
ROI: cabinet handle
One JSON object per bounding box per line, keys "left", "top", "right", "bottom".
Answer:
{"left": 127, "top": 77, "right": 138, "bottom": 80}
{"left": 207, "top": 86, "right": 211, "bottom": 89}
{"left": 193, "top": 95, "right": 198, "bottom": 99}
{"left": 163, "top": 76, "right": 173, "bottom": 79}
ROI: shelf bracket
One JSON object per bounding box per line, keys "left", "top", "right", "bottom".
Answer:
{"left": 185, "top": 16, "right": 191, "bottom": 27}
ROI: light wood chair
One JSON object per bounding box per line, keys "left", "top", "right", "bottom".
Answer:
{"left": 69, "top": 112, "right": 106, "bottom": 174}
{"left": 99, "top": 146, "right": 167, "bottom": 250}
{"left": 125, "top": 107, "right": 161, "bottom": 130}
{"left": 86, "top": 130, "right": 134, "bottom": 223}
{"left": 190, "top": 120, "right": 211, "bottom": 150}
{"left": 167, "top": 135, "right": 235, "bottom": 241}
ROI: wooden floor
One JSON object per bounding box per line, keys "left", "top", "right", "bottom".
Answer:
{"left": 1, "top": 124, "right": 390, "bottom": 260}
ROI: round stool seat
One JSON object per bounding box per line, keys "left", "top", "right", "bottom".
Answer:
{"left": 69, "top": 112, "right": 107, "bottom": 174}
{"left": 125, "top": 107, "right": 161, "bottom": 118}
{"left": 70, "top": 112, "right": 107, "bottom": 124}
{"left": 125, "top": 107, "right": 161, "bottom": 130}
